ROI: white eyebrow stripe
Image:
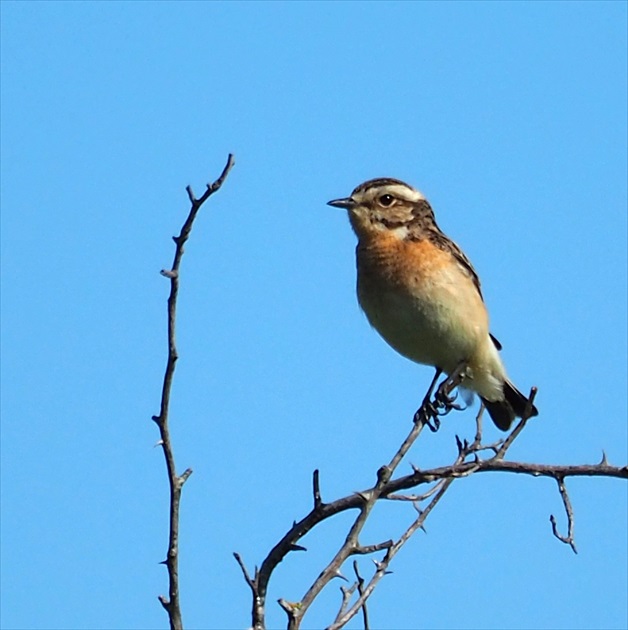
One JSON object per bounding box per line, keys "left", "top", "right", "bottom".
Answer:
{"left": 377, "top": 184, "right": 425, "bottom": 202}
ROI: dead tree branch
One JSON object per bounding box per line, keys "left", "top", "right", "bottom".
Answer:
{"left": 152, "top": 154, "right": 235, "bottom": 630}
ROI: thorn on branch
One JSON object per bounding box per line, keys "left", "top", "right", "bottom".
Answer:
{"left": 160, "top": 269, "right": 178, "bottom": 279}
{"left": 372, "top": 558, "right": 392, "bottom": 574}
{"left": 158, "top": 594, "right": 170, "bottom": 611}
{"left": 331, "top": 568, "right": 349, "bottom": 582}
{"left": 412, "top": 501, "right": 428, "bottom": 532}
{"left": 356, "top": 490, "right": 373, "bottom": 502}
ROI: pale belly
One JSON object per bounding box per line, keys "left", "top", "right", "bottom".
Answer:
{"left": 357, "top": 267, "right": 487, "bottom": 375}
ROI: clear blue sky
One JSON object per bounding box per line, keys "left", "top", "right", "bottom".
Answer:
{"left": 1, "top": 2, "right": 626, "bottom": 629}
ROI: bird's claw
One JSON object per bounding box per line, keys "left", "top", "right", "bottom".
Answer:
{"left": 414, "top": 399, "right": 442, "bottom": 431}
{"left": 413, "top": 368, "right": 468, "bottom": 430}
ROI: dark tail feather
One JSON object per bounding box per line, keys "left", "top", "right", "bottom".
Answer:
{"left": 481, "top": 380, "right": 538, "bottom": 431}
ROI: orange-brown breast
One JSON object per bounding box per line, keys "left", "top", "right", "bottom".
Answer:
{"left": 357, "top": 231, "right": 455, "bottom": 293}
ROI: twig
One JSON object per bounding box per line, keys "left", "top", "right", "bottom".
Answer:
{"left": 233, "top": 552, "right": 256, "bottom": 590}
{"left": 550, "top": 477, "right": 578, "bottom": 554}
{"left": 152, "top": 154, "right": 235, "bottom": 630}
{"left": 353, "top": 561, "right": 369, "bottom": 630}
{"left": 494, "top": 387, "right": 537, "bottom": 459}
{"left": 353, "top": 541, "right": 393, "bottom": 555}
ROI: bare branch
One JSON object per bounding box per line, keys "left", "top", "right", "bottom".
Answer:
{"left": 271, "top": 369, "right": 467, "bottom": 629}
{"left": 386, "top": 459, "right": 628, "bottom": 495}
{"left": 328, "top": 403, "right": 483, "bottom": 629}
{"left": 153, "top": 154, "right": 235, "bottom": 630}
{"left": 235, "top": 362, "right": 626, "bottom": 628}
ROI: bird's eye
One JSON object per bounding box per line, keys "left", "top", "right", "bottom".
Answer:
{"left": 378, "top": 194, "right": 395, "bottom": 207}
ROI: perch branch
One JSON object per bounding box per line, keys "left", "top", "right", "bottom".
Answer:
{"left": 236, "top": 370, "right": 626, "bottom": 627}
{"left": 328, "top": 406, "right": 487, "bottom": 628}
{"left": 286, "top": 370, "right": 466, "bottom": 628}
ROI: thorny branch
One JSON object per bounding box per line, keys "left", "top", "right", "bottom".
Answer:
{"left": 282, "top": 367, "right": 466, "bottom": 629}
{"left": 152, "top": 154, "right": 235, "bottom": 630}
{"left": 234, "top": 375, "right": 627, "bottom": 630}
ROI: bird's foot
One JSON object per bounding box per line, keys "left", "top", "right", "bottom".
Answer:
{"left": 413, "top": 401, "right": 441, "bottom": 431}
{"left": 413, "top": 363, "right": 468, "bottom": 431}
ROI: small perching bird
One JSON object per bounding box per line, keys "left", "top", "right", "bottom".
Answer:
{"left": 328, "top": 178, "right": 537, "bottom": 430}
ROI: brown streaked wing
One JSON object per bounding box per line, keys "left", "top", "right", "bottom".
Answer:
{"left": 428, "top": 230, "right": 484, "bottom": 301}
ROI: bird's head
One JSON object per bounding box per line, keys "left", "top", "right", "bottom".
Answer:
{"left": 328, "top": 178, "right": 432, "bottom": 239}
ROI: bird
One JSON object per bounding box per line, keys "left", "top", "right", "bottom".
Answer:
{"left": 327, "top": 178, "right": 537, "bottom": 431}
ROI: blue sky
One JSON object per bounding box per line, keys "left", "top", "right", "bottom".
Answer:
{"left": 1, "top": 2, "right": 626, "bottom": 629}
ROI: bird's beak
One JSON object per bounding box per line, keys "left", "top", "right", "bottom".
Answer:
{"left": 327, "top": 197, "right": 355, "bottom": 210}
